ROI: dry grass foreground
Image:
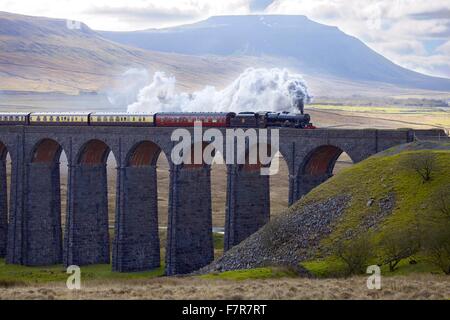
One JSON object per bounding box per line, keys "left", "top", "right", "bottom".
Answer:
{"left": 1, "top": 274, "right": 449, "bottom": 300}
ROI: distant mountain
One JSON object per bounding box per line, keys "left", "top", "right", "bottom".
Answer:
{"left": 100, "top": 15, "right": 450, "bottom": 91}
{"left": 0, "top": 11, "right": 254, "bottom": 94}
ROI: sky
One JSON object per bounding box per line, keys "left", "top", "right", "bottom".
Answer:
{"left": 0, "top": 0, "right": 449, "bottom": 79}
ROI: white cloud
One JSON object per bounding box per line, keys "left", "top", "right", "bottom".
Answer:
{"left": 437, "top": 40, "right": 450, "bottom": 55}
{"left": 0, "top": 0, "right": 252, "bottom": 30}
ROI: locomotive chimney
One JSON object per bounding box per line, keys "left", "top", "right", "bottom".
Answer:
{"left": 296, "top": 99, "right": 304, "bottom": 115}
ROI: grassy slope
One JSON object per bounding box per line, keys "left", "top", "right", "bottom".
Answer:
{"left": 201, "top": 142, "right": 449, "bottom": 280}
{"left": 297, "top": 143, "right": 450, "bottom": 277}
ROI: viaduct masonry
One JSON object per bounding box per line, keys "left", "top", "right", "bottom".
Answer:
{"left": 0, "top": 125, "right": 442, "bottom": 275}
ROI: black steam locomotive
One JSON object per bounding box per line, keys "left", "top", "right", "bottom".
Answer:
{"left": 231, "top": 111, "right": 312, "bottom": 128}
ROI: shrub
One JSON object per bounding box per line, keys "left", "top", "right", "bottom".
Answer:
{"left": 402, "top": 152, "right": 438, "bottom": 183}
{"left": 422, "top": 225, "right": 450, "bottom": 275}
{"left": 334, "top": 234, "right": 374, "bottom": 275}
{"left": 379, "top": 227, "right": 420, "bottom": 272}
{"left": 433, "top": 185, "right": 450, "bottom": 220}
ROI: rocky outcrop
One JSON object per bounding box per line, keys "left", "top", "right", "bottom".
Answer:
{"left": 198, "top": 195, "right": 351, "bottom": 274}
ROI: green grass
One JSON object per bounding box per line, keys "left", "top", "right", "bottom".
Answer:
{"left": 0, "top": 232, "right": 225, "bottom": 285}
{"left": 0, "top": 258, "right": 164, "bottom": 285}
{"left": 301, "top": 256, "right": 441, "bottom": 278}
{"left": 200, "top": 267, "right": 297, "bottom": 281}
{"left": 213, "top": 232, "right": 224, "bottom": 250}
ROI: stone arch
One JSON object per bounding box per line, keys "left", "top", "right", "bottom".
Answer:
{"left": 290, "top": 144, "right": 356, "bottom": 205}
{"left": 31, "top": 138, "right": 63, "bottom": 163}
{"left": 77, "top": 139, "right": 113, "bottom": 165}
{"left": 301, "top": 145, "right": 355, "bottom": 176}
{"left": 126, "top": 140, "right": 163, "bottom": 167}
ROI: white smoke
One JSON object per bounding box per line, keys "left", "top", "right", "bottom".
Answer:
{"left": 107, "top": 68, "right": 150, "bottom": 108}
{"left": 127, "top": 68, "right": 311, "bottom": 113}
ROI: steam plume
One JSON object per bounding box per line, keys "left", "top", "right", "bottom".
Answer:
{"left": 127, "top": 68, "right": 311, "bottom": 113}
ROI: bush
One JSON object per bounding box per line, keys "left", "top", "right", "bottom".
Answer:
{"left": 402, "top": 152, "right": 438, "bottom": 183}
{"left": 379, "top": 227, "right": 420, "bottom": 272}
{"left": 418, "top": 185, "right": 450, "bottom": 274}
{"left": 433, "top": 185, "right": 450, "bottom": 220}
{"left": 422, "top": 225, "right": 450, "bottom": 275}
{"left": 334, "top": 234, "right": 374, "bottom": 275}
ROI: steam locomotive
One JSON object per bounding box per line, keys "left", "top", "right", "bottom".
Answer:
{"left": 0, "top": 111, "right": 315, "bottom": 129}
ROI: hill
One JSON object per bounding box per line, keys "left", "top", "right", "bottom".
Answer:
{"left": 100, "top": 15, "right": 450, "bottom": 92}
{"left": 200, "top": 141, "right": 450, "bottom": 276}
{"left": 0, "top": 11, "right": 256, "bottom": 95}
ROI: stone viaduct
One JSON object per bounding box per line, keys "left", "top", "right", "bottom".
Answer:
{"left": 0, "top": 125, "right": 442, "bottom": 275}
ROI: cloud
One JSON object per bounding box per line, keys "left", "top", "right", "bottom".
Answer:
{"left": 437, "top": 40, "right": 450, "bottom": 55}
{"left": 249, "top": 0, "right": 275, "bottom": 12}
{"left": 85, "top": 5, "right": 200, "bottom": 24}
{"left": 408, "top": 8, "right": 450, "bottom": 20}
{"left": 0, "top": 0, "right": 252, "bottom": 30}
